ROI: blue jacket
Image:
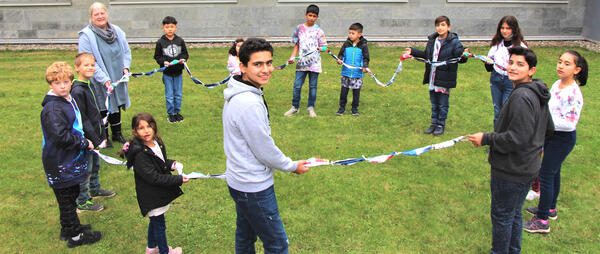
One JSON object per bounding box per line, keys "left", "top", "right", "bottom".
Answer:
{"left": 338, "top": 36, "right": 370, "bottom": 78}
{"left": 410, "top": 32, "right": 466, "bottom": 88}
{"left": 41, "top": 92, "right": 89, "bottom": 189}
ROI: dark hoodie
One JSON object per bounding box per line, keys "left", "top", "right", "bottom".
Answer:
{"left": 482, "top": 79, "right": 554, "bottom": 183}
{"left": 71, "top": 79, "right": 105, "bottom": 147}
{"left": 40, "top": 92, "right": 89, "bottom": 189}
{"left": 410, "top": 32, "right": 467, "bottom": 88}
{"left": 154, "top": 34, "right": 189, "bottom": 76}
{"left": 125, "top": 138, "right": 183, "bottom": 216}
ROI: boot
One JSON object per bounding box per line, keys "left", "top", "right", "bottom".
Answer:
{"left": 433, "top": 125, "right": 445, "bottom": 136}
{"left": 424, "top": 124, "right": 436, "bottom": 134}
{"left": 103, "top": 126, "right": 113, "bottom": 149}
{"left": 111, "top": 123, "right": 127, "bottom": 143}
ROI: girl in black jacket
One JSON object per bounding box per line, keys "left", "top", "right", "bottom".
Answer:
{"left": 120, "top": 112, "right": 187, "bottom": 254}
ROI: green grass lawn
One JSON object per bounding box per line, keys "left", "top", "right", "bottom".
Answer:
{"left": 1, "top": 45, "right": 598, "bottom": 253}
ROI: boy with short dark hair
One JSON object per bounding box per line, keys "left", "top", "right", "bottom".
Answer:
{"left": 468, "top": 47, "right": 554, "bottom": 254}
{"left": 336, "top": 22, "right": 369, "bottom": 116}
{"left": 403, "top": 15, "right": 467, "bottom": 135}
{"left": 284, "top": 4, "right": 327, "bottom": 118}
{"left": 41, "top": 62, "right": 102, "bottom": 248}
{"left": 154, "top": 16, "right": 189, "bottom": 123}
{"left": 71, "top": 53, "right": 116, "bottom": 213}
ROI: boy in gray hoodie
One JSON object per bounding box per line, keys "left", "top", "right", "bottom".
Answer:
{"left": 222, "top": 38, "right": 309, "bottom": 253}
{"left": 468, "top": 47, "right": 554, "bottom": 254}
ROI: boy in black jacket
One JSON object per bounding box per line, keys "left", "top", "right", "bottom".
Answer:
{"left": 41, "top": 62, "right": 102, "bottom": 248}
{"left": 403, "top": 16, "right": 467, "bottom": 135}
{"left": 468, "top": 47, "right": 554, "bottom": 254}
{"left": 154, "top": 16, "right": 189, "bottom": 123}
{"left": 71, "top": 53, "right": 116, "bottom": 213}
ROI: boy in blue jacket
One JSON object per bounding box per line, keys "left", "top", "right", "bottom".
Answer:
{"left": 403, "top": 16, "right": 467, "bottom": 135}
{"left": 336, "top": 23, "right": 369, "bottom": 116}
{"left": 41, "top": 62, "right": 102, "bottom": 248}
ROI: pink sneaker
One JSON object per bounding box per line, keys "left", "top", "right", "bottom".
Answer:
{"left": 170, "top": 247, "right": 183, "bottom": 254}
{"left": 146, "top": 246, "right": 173, "bottom": 254}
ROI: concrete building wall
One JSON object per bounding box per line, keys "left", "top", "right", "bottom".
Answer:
{"left": 0, "top": 0, "right": 592, "bottom": 43}
{"left": 582, "top": 0, "right": 599, "bottom": 42}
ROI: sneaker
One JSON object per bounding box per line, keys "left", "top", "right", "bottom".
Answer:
{"left": 525, "top": 206, "right": 558, "bottom": 220}
{"left": 60, "top": 224, "right": 92, "bottom": 241}
{"left": 167, "top": 115, "right": 177, "bottom": 123}
{"left": 424, "top": 124, "right": 436, "bottom": 134}
{"left": 351, "top": 108, "right": 359, "bottom": 116}
{"left": 433, "top": 125, "right": 445, "bottom": 136}
{"left": 77, "top": 200, "right": 104, "bottom": 213}
{"left": 170, "top": 247, "right": 183, "bottom": 254}
{"left": 146, "top": 246, "right": 173, "bottom": 254}
{"left": 526, "top": 190, "right": 540, "bottom": 200}
{"left": 523, "top": 216, "right": 551, "bottom": 234}
{"left": 90, "top": 189, "right": 116, "bottom": 199}
{"left": 284, "top": 107, "right": 299, "bottom": 116}
{"left": 67, "top": 231, "right": 102, "bottom": 248}
{"left": 175, "top": 113, "right": 184, "bottom": 122}
{"left": 336, "top": 107, "right": 345, "bottom": 116}
{"left": 307, "top": 106, "right": 317, "bottom": 118}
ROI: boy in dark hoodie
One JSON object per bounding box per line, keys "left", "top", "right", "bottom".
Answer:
{"left": 468, "top": 47, "right": 554, "bottom": 254}
{"left": 154, "top": 16, "right": 189, "bottom": 123}
{"left": 403, "top": 16, "right": 467, "bottom": 135}
{"left": 336, "top": 23, "right": 369, "bottom": 116}
{"left": 71, "top": 53, "right": 116, "bottom": 213}
{"left": 41, "top": 62, "right": 102, "bottom": 248}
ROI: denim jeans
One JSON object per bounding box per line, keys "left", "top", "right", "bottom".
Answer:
{"left": 77, "top": 152, "right": 101, "bottom": 205}
{"left": 148, "top": 214, "right": 169, "bottom": 254}
{"left": 537, "top": 131, "right": 576, "bottom": 220}
{"left": 163, "top": 73, "right": 183, "bottom": 115}
{"left": 490, "top": 176, "right": 531, "bottom": 254}
{"left": 292, "top": 71, "right": 319, "bottom": 108}
{"left": 228, "top": 185, "right": 289, "bottom": 254}
{"left": 429, "top": 91, "right": 449, "bottom": 126}
{"left": 490, "top": 71, "right": 513, "bottom": 128}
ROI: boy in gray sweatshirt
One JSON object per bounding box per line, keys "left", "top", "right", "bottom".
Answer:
{"left": 222, "top": 38, "right": 309, "bottom": 253}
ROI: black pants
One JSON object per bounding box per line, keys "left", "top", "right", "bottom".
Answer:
{"left": 52, "top": 184, "right": 82, "bottom": 238}
{"left": 339, "top": 87, "right": 360, "bottom": 109}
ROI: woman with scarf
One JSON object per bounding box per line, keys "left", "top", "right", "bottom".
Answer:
{"left": 78, "top": 2, "right": 132, "bottom": 147}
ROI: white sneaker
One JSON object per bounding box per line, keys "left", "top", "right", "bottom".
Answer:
{"left": 526, "top": 190, "right": 540, "bottom": 200}
{"left": 307, "top": 106, "right": 317, "bottom": 118}
{"left": 284, "top": 107, "right": 299, "bottom": 116}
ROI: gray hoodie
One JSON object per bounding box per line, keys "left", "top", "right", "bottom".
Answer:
{"left": 223, "top": 76, "right": 297, "bottom": 192}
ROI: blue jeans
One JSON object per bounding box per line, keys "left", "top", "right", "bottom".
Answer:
{"left": 292, "top": 71, "right": 319, "bottom": 108}
{"left": 490, "top": 176, "right": 531, "bottom": 254}
{"left": 490, "top": 71, "right": 513, "bottom": 128}
{"left": 429, "top": 91, "right": 449, "bottom": 126}
{"left": 163, "top": 73, "right": 183, "bottom": 115}
{"left": 148, "top": 214, "right": 169, "bottom": 254}
{"left": 537, "top": 131, "right": 576, "bottom": 220}
{"left": 77, "top": 152, "right": 100, "bottom": 205}
{"left": 228, "top": 185, "right": 289, "bottom": 254}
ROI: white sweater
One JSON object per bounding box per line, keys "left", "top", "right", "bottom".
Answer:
{"left": 548, "top": 80, "right": 584, "bottom": 132}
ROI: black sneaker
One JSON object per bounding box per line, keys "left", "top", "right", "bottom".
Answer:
{"left": 525, "top": 206, "right": 558, "bottom": 220}
{"left": 167, "top": 115, "right": 177, "bottom": 123}
{"left": 433, "top": 125, "right": 445, "bottom": 136}
{"left": 90, "top": 189, "right": 116, "bottom": 199}
{"left": 523, "top": 216, "right": 551, "bottom": 234}
{"left": 351, "top": 108, "right": 359, "bottom": 116}
{"left": 76, "top": 200, "right": 104, "bottom": 213}
{"left": 60, "top": 224, "right": 92, "bottom": 241}
{"left": 336, "top": 107, "right": 345, "bottom": 116}
{"left": 67, "top": 231, "right": 102, "bottom": 248}
{"left": 176, "top": 113, "right": 184, "bottom": 122}
{"left": 424, "top": 124, "right": 436, "bottom": 134}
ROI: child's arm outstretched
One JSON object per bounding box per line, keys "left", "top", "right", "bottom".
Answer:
{"left": 134, "top": 152, "right": 185, "bottom": 186}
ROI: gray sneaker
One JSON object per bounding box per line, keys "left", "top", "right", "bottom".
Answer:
{"left": 77, "top": 200, "right": 104, "bottom": 213}
{"left": 525, "top": 206, "right": 558, "bottom": 220}
{"left": 307, "top": 106, "right": 317, "bottom": 118}
{"left": 90, "top": 189, "right": 116, "bottom": 199}
{"left": 284, "top": 107, "right": 299, "bottom": 116}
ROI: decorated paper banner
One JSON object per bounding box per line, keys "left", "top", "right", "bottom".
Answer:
{"left": 325, "top": 49, "right": 403, "bottom": 87}
{"left": 182, "top": 172, "right": 226, "bottom": 179}
{"left": 275, "top": 47, "right": 329, "bottom": 70}
{"left": 183, "top": 62, "right": 231, "bottom": 88}
{"left": 305, "top": 135, "right": 468, "bottom": 167}
{"left": 402, "top": 54, "right": 464, "bottom": 68}
{"left": 93, "top": 150, "right": 126, "bottom": 165}
{"left": 463, "top": 52, "right": 506, "bottom": 71}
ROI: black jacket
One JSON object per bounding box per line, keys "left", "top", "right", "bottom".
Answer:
{"left": 126, "top": 138, "right": 183, "bottom": 216}
{"left": 71, "top": 80, "right": 105, "bottom": 147}
{"left": 410, "top": 32, "right": 466, "bottom": 88}
{"left": 41, "top": 93, "right": 89, "bottom": 189}
{"left": 482, "top": 79, "right": 554, "bottom": 183}
{"left": 154, "top": 34, "right": 189, "bottom": 76}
